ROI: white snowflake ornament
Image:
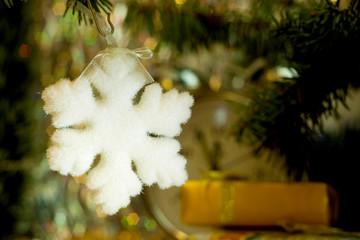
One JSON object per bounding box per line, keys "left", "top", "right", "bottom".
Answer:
{"left": 42, "top": 48, "right": 194, "bottom": 215}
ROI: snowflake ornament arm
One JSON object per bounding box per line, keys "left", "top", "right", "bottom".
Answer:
{"left": 43, "top": 78, "right": 96, "bottom": 128}
{"left": 133, "top": 84, "right": 193, "bottom": 188}
{"left": 42, "top": 48, "right": 193, "bottom": 215}
{"left": 42, "top": 79, "right": 100, "bottom": 176}
{"left": 136, "top": 83, "right": 194, "bottom": 137}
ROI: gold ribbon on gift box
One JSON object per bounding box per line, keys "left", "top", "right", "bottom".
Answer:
{"left": 202, "top": 171, "right": 247, "bottom": 224}
{"left": 181, "top": 172, "right": 339, "bottom": 227}
{"left": 198, "top": 170, "right": 248, "bottom": 224}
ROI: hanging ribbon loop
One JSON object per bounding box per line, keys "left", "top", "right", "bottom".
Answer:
{"left": 131, "top": 47, "right": 154, "bottom": 59}
{"left": 85, "top": 0, "right": 114, "bottom": 38}
{"left": 70, "top": 0, "right": 117, "bottom": 47}
{"left": 73, "top": 47, "right": 154, "bottom": 87}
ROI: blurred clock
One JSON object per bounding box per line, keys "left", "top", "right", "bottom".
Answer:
{"left": 144, "top": 92, "right": 287, "bottom": 239}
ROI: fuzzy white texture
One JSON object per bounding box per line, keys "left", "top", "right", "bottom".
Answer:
{"left": 42, "top": 50, "right": 194, "bottom": 215}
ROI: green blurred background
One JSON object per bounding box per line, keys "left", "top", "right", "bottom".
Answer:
{"left": 1, "top": 0, "right": 360, "bottom": 239}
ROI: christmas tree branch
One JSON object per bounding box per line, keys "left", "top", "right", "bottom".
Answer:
{"left": 65, "top": 0, "right": 113, "bottom": 25}
{"left": 1, "top": 0, "right": 26, "bottom": 8}
{"left": 233, "top": 0, "right": 360, "bottom": 178}
{"left": 123, "top": 0, "right": 293, "bottom": 56}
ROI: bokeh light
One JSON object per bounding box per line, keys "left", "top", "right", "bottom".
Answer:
{"left": 18, "top": 44, "right": 31, "bottom": 58}
{"left": 209, "top": 75, "right": 222, "bottom": 92}
{"left": 161, "top": 78, "right": 173, "bottom": 90}
{"left": 52, "top": 2, "right": 66, "bottom": 16}
{"left": 127, "top": 213, "right": 140, "bottom": 226}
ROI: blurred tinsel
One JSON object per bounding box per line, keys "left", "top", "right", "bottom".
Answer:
{"left": 0, "top": 0, "right": 43, "bottom": 239}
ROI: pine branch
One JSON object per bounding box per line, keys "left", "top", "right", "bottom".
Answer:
{"left": 4, "top": 0, "right": 13, "bottom": 8}
{"left": 273, "top": 0, "right": 360, "bottom": 124}
{"left": 66, "top": 0, "right": 112, "bottom": 13}
{"left": 232, "top": 0, "right": 360, "bottom": 178}
{"left": 1, "top": 0, "right": 27, "bottom": 8}
{"left": 1, "top": 0, "right": 112, "bottom": 21}
{"left": 65, "top": 0, "right": 113, "bottom": 24}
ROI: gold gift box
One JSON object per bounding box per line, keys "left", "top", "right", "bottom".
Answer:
{"left": 181, "top": 180, "right": 338, "bottom": 227}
